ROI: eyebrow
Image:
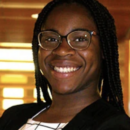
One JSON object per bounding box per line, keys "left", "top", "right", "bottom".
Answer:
{"left": 41, "top": 28, "right": 92, "bottom": 34}
{"left": 41, "top": 28, "right": 58, "bottom": 32}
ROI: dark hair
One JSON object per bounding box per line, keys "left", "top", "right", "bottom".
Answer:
{"left": 32, "top": 0, "right": 124, "bottom": 111}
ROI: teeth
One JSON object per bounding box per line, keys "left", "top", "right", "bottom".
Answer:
{"left": 54, "top": 67, "right": 79, "bottom": 73}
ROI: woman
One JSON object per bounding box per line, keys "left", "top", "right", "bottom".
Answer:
{"left": 0, "top": 0, "right": 130, "bottom": 129}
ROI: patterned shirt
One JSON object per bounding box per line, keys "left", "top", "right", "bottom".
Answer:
{"left": 19, "top": 106, "right": 67, "bottom": 130}
{"left": 19, "top": 119, "right": 67, "bottom": 130}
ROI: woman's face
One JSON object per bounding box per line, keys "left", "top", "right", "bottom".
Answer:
{"left": 38, "top": 3, "right": 102, "bottom": 95}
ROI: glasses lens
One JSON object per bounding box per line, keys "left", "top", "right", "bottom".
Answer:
{"left": 38, "top": 31, "right": 60, "bottom": 50}
{"left": 68, "top": 31, "right": 91, "bottom": 50}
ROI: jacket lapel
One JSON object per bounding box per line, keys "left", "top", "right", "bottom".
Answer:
{"left": 63, "top": 99, "right": 102, "bottom": 130}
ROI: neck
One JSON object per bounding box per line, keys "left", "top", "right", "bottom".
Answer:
{"left": 38, "top": 86, "right": 101, "bottom": 123}
{"left": 50, "top": 87, "right": 100, "bottom": 115}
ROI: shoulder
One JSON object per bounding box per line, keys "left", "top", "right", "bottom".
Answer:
{"left": 97, "top": 113, "right": 130, "bottom": 130}
{"left": 0, "top": 102, "right": 48, "bottom": 130}
{"left": 0, "top": 102, "right": 47, "bottom": 119}
{"left": 64, "top": 99, "right": 130, "bottom": 130}
{"left": 91, "top": 99, "right": 130, "bottom": 130}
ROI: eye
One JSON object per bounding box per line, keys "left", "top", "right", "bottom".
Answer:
{"left": 46, "top": 37, "right": 58, "bottom": 42}
{"left": 75, "top": 37, "right": 88, "bottom": 42}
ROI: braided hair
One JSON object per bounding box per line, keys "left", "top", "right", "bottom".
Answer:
{"left": 32, "top": 0, "right": 124, "bottom": 111}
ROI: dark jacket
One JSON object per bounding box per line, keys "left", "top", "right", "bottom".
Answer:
{"left": 0, "top": 99, "right": 130, "bottom": 130}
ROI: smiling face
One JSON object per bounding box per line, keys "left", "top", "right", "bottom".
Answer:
{"left": 38, "top": 3, "right": 102, "bottom": 95}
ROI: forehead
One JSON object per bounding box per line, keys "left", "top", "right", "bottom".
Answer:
{"left": 42, "top": 3, "right": 98, "bottom": 34}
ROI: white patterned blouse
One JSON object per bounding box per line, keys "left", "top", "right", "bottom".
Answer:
{"left": 19, "top": 106, "right": 67, "bottom": 130}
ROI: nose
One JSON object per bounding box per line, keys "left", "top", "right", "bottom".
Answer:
{"left": 52, "top": 38, "right": 75, "bottom": 56}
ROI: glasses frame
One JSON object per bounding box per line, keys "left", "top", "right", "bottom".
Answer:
{"left": 38, "top": 29, "right": 98, "bottom": 51}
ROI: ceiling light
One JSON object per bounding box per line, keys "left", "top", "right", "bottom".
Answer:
{"left": 3, "top": 99, "right": 24, "bottom": 110}
{"left": 31, "top": 14, "right": 38, "bottom": 19}
{"left": 1, "top": 74, "right": 28, "bottom": 84}
{"left": 0, "top": 49, "right": 33, "bottom": 61}
{"left": 0, "top": 62, "right": 34, "bottom": 71}
{"left": 0, "top": 42, "right": 31, "bottom": 48}
{"left": 3, "top": 88, "right": 24, "bottom": 98}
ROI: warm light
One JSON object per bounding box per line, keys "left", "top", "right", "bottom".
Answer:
{"left": 1, "top": 74, "right": 27, "bottom": 84}
{"left": 31, "top": 14, "right": 38, "bottom": 19}
{"left": 33, "top": 88, "right": 44, "bottom": 101}
{"left": 0, "top": 49, "right": 33, "bottom": 61}
{"left": 34, "top": 88, "right": 37, "bottom": 98}
{"left": 2, "top": 3, "right": 46, "bottom": 9}
{"left": 0, "top": 42, "right": 31, "bottom": 48}
{"left": 0, "top": 62, "right": 34, "bottom": 71}
{"left": 128, "top": 40, "right": 130, "bottom": 116}
{"left": 33, "top": 88, "right": 51, "bottom": 102}
{"left": 3, "top": 88, "right": 24, "bottom": 98}
{"left": 34, "top": 88, "right": 44, "bottom": 99}
{"left": 3, "top": 99, "right": 23, "bottom": 109}
{"left": 48, "top": 87, "right": 52, "bottom": 99}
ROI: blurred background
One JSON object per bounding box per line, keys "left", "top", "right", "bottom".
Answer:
{"left": 0, "top": 0, "right": 130, "bottom": 116}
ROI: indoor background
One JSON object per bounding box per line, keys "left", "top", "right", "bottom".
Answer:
{"left": 0, "top": 0, "right": 130, "bottom": 116}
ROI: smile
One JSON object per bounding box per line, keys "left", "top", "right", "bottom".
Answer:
{"left": 54, "top": 66, "right": 79, "bottom": 73}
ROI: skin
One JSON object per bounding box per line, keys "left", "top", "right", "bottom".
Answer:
{"left": 35, "top": 3, "right": 102, "bottom": 123}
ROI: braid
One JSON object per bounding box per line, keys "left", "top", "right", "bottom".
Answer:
{"left": 32, "top": 1, "right": 57, "bottom": 105}
{"left": 32, "top": 0, "right": 124, "bottom": 111}
{"left": 80, "top": 0, "right": 123, "bottom": 110}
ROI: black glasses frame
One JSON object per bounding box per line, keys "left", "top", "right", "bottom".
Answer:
{"left": 38, "top": 29, "right": 98, "bottom": 50}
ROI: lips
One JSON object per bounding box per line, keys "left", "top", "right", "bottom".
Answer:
{"left": 54, "top": 66, "right": 79, "bottom": 73}
{"left": 48, "top": 60, "right": 81, "bottom": 74}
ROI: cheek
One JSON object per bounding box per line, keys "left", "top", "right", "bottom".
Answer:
{"left": 87, "top": 46, "right": 102, "bottom": 77}
{"left": 88, "top": 41, "right": 102, "bottom": 61}
{"left": 78, "top": 43, "right": 102, "bottom": 70}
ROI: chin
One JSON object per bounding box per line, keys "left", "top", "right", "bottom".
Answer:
{"left": 51, "top": 85, "right": 76, "bottom": 95}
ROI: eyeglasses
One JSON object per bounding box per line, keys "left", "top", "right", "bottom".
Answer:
{"left": 38, "top": 29, "right": 97, "bottom": 50}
